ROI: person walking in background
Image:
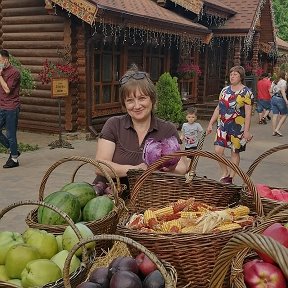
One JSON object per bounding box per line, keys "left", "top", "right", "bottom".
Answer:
{"left": 94, "top": 64, "right": 187, "bottom": 198}
{"left": 206, "top": 65, "right": 254, "bottom": 184}
{"left": 256, "top": 72, "right": 271, "bottom": 124}
{"left": 0, "top": 49, "right": 21, "bottom": 168}
{"left": 180, "top": 107, "right": 203, "bottom": 152}
{"left": 270, "top": 70, "right": 288, "bottom": 137}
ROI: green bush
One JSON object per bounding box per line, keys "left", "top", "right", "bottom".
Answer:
{"left": 155, "top": 72, "right": 185, "bottom": 125}
{"left": 0, "top": 142, "right": 39, "bottom": 154}
{"left": 9, "top": 55, "right": 36, "bottom": 96}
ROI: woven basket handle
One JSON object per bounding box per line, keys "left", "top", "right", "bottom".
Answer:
{"left": 246, "top": 144, "right": 288, "bottom": 177}
{"left": 38, "top": 156, "right": 120, "bottom": 207}
{"left": 63, "top": 234, "right": 176, "bottom": 288}
{"left": 187, "top": 131, "right": 206, "bottom": 175}
{"left": 209, "top": 232, "right": 288, "bottom": 288}
{"left": 0, "top": 200, "right": 89, "bottom": 264}
{"left": 131, "top": 150, "right": 263, "bottom": 216}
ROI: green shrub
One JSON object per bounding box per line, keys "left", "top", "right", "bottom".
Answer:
{"left": 9, "top": 55, "right": 36, "bottom": 96}
{"left": 0, "top": 142, "right": 39, "bottom": 154}
{"left": 155, "top": 72, "right": 185, "bottom": 125}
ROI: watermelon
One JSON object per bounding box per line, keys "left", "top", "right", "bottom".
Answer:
{"left": 82, "top": 196, "right": 115, "bottom": 222}
{"left": 60, "top": 181, "right": 97, "bottom": 208}
{"left": 37, "top": 191, "right": 81, "bottom": 225}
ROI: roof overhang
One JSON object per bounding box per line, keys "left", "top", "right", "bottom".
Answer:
{"left": 47, "top": 0, "right": 212, "bottom": 44}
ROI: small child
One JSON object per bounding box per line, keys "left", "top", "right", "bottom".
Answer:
{"left": 180, "top": 108, "right": 203, "bottom": 153}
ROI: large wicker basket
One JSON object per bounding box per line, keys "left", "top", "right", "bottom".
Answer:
{"left": 118, "top": 150, "right": 264, "bottom": 287}
{"left": 241, "top": 144, "right": 288, "bottom": 215}
{"left": 63, "top": 234, "right": 178, "bottom": 288}
{"left": 209, "top": 204, "right": 288, "bottom": 287}
{"left": 25, "top": 156, "right": 125, "bottom": 251}
{"left": 0, "top": 200, "right": 93, "bottom": 288}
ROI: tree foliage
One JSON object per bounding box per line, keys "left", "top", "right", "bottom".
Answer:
{"left": 155, "top": 72, "right": 185, "bottom": 125}
{"left": 272, "top": 0, "right": 288, "bottom": 41}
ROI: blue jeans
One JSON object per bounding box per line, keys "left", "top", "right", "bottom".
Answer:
{"left": 0, "top": 107, "right": 20, "bottom": 156}
{"left": 271, "top": 96, "right": 288, "bottom": 115}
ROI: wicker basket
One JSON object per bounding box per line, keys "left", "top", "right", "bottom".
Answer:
{"left": 209, "top": 205, "right": 288, "bottom": 288}
{"left": 63, "top": 234, "right": 177, "bottom": 288}
{"left": 118, "top": 150, "right": 264, "bottom": 287}
{"left": 241, "top": 144, "right": 288, "bottom": 215}
{"left": 25, "top": 156, "right": 125, "bottom": 252}
{"left": 0, "top": 200, "right": 93, "bottom": 288}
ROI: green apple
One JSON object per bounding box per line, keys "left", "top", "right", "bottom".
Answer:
{"left": 0, "top": 231, "right": 24, "bottom": 264}
{"left": 22, "top": 228, "right": 58, "bottom": 259}
{"left": 56, "top": 235, "right": 63, "bottom": 252}
{"left": 5, "top": 243, "right": 40, "bottom": 279}
{"left": 51, "top": 250, "right": 81, "bottom": 275}
{"left": 62, "top": 223, "right": 95, "bottom": 257}
{"left": 0, "top": 265, "right": 9, "bottom": 281}
{"left": 8, "top": 279, "right": 22, "bottom": 287}
{"left": 21, "top": 259, "right": 61, "bottom": 288}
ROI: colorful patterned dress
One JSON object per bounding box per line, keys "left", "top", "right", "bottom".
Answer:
{"left": 214, "top": 85, "right": 254, "bottom": 152}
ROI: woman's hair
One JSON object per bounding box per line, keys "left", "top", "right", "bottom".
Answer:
{"left": 119, "top": 64, "right": 157, "bottom": 108}
{"left": 229, "top": 65, "right": 245, "bottom": 82}
{"left": 273, "top": 70, "right": 286, "bottom": 85}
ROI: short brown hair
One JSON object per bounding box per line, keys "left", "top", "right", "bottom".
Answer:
{"left": 186, "top": 107, "right": 197, "bottom": 116}
{"left": 230, "top": 65, "right": 245, "bottom": 82}
{"left": 119, "top": 64, "right": 157, "bottom": 108}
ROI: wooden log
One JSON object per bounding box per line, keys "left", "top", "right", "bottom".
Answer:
{"left": 14, "top": 57, "right": 63, "bottom": 66}
{"left": 4, "top": 32, "right": 64, "bottom": 41}
{"left": 18, "top": 120, "right": 63, "bottom": 133}
{"left": 20, "top": 111, "right": 64, "bottom": 122}
{"left": 2, "top": 15, "right": 65, "bottom": 24}
{"left": 3, "top": 0, "right": 41, "bottom": 8}
{"left": 3, "top": 23, "right": 65, "bottom": 33}
{"left": 20, "top": 96, "right": 59, "bottom": 106}
{"left": 3, "top": 40, "right": 64, "bottom": 49}
{"left": 21, "top": 103, "right": 60, "bottom": 115}
{"left": 6, "top": 48, "right": 64, "bottom": 57}
{"left": 3, "top": 7, "right": 46, "bottom": 17}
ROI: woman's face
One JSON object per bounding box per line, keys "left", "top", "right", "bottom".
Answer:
{"left": 124, "top": 87, "right": 153, "bottom": 121}
{"left": 230, "top": 71, "right": 242, "bottom": 85}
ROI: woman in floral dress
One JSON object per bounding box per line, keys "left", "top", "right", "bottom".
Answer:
{"left": 207, "top": 66, "right": 254, "bottom": 184}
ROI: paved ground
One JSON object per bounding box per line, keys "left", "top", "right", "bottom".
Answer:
{"left": 0, "top": 114, "right": 287, "bottom": 232}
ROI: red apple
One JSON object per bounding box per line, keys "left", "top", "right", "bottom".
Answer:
{"left": 135, "top": 252, "right": 157, "bottom": 276}
{"left": 243, "top": 259, "right": 286, "bottom": 288}
{"left": 257, "top": 223, "right": 288, "bottom": 264}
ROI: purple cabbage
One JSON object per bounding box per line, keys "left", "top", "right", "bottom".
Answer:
{"left": 143, "top": 136, "right": 181, "bottom": 169}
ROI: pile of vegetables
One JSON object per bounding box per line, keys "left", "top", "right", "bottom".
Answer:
{"left": 77, "top": 253, "right": 165, "bottom": 288}
{"left": 256, "top": 184, "right": 288, "bottom": 202}
{"left": 126, "top": 198, "right": 253, "bottom": 234}
{"left": 243, "top": 223, "right": 288, "bottom": 287}
{"left": 142, "top": 136, "right": 181, "bottom": 169}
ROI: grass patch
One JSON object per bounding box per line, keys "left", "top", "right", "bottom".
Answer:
{"left": 0, "top": 142, "right": 39, "bottom": 154}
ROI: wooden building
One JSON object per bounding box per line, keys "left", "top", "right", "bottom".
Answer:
{"left": 0, "top": 0, "right": 278, "bottom": 134}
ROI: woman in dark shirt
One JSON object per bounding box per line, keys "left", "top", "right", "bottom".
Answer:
{"left": 95, "top": 65, "right": 187, "bottom": 192}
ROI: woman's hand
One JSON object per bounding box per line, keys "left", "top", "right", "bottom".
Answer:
{"left": 243, "top": 131, "right": 253, "bottom": 142}
{"left": 134, "top": 163, "right": 148, "bottom": 170}
{"left": 206, "top": 123, "right": 213, "bottom": 135}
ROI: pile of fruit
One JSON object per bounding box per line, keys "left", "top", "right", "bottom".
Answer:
{"left": 243, "top": 222, "right": 288, "bottom": 287}
{"left": 126, "top": 198, "right": 254, "bottom": 234}
{"left": 0, "top": 223, "right": 95, "bottom": 287}
{"left": 78, "top": 253, "right": 165, "bottom": 288}
{"left": 256, "top": 184, "right": 288, "bottom": 202}
{"left": 37, "top": 181, "right": 115, "bottom": 225}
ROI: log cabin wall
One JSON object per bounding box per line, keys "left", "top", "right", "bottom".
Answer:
{"left": 1, "top": 0, "right": 76, "bottom": 133}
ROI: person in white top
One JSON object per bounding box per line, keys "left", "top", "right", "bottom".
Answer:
{"left": 270, "top": 71, "right": 288, "bottom": 136}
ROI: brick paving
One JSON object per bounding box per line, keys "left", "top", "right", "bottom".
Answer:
{"left": 0, "top": 114, "right": 287, "bottom": 233}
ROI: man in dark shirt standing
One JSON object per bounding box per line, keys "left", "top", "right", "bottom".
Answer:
{"left": 0, "top": 49, "right": 21, "bottom": 168}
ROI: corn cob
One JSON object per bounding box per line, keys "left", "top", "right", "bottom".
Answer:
{"left": 154, "top": 206, "right": 174, "bottom": 218}
{"left": 158, "top": 212, "right": 181, "bottom": 222}
{"left": 181, "top": 225, "right": 203, "bottom": 233}
{"left": 180, "top": 211, "right": 204, "bottom": 219}
{"left": 214, "top": 223, "right": 242, "bottom": 232}
{"left": 173, "top": 198, "right": 195, "bottom": 213}
{"left": 160, "top": 219, "right": 182, "bottom": 233}
{"left": 229, "top": 206, "right": 250, "bottom": 219}
{"left": 143, "top": 209, "right": 158, "bottom": 228}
